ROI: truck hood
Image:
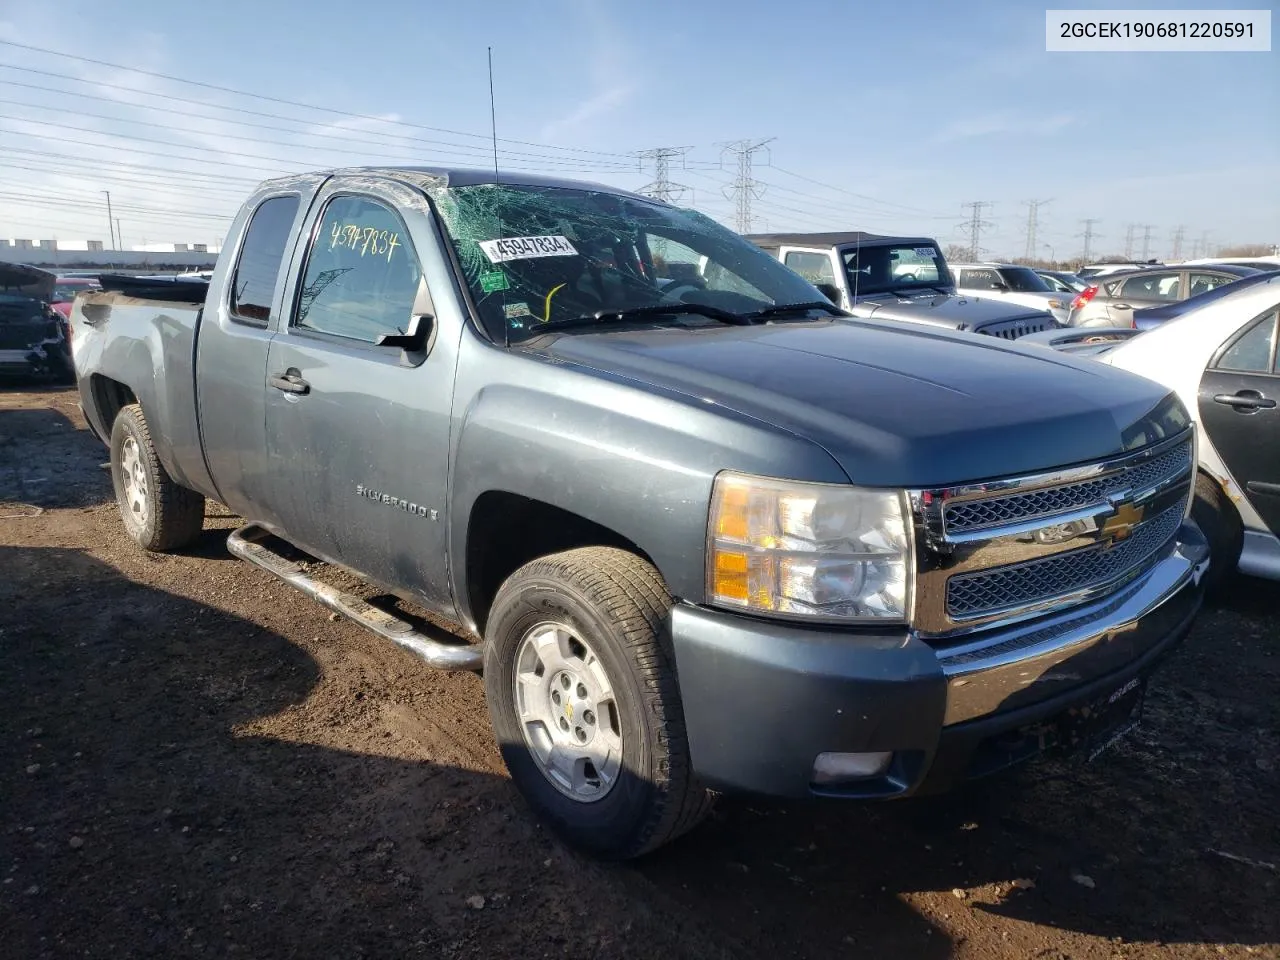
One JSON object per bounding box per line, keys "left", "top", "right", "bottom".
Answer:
{"left": 529, "top": 320, "right": 1183, "bottom": 488}
{"left": 850, "top": 291, "right": 1053, "bottom": 329}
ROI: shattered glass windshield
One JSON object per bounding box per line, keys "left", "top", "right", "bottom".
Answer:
{"left": 840, "top": 243, "right": 951, "bottom": 296}
{"left": 429, "top": 182, "right": 825, "bottom": 341}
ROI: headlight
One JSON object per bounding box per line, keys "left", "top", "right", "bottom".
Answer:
{"left": 707, "top": 472, "right": 912, "bottom": 621}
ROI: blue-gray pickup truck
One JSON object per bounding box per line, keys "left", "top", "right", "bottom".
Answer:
{"left": 71, "top": 166, "right": 1210, "bottom": 859}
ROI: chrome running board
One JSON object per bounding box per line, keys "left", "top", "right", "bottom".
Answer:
{"left": 227, "top": 524, "right": 483, "bottom": 672}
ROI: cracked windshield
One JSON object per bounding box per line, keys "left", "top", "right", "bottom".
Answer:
{"left": 431, "top": 182, "right": 829, "bottom": 340}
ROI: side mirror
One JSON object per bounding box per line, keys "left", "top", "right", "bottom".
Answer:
{"left": 991, "top": 282, "right": 1009, "bottom": 292}
{"left": 376, "top": 313, "right": 434, "bottom": 352}
{"left": 815, "top": 282, "right": 842, "bottom": 305}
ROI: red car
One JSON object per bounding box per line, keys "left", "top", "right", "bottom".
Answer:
{"left": 51, "top": 276, "right": 101, "bottom": 320}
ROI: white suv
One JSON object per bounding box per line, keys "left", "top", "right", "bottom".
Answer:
{"left": 949, "top": 262, "right": 1069, "bottom": 323}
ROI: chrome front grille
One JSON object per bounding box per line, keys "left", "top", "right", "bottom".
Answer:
{"left": 944, "top": 441, "right": 1192, "bottom": 533}
{"left": 946, "top": 501, "right": 1184, "bottom": 618}
{"left": 909, "top": 430, "right": 1194, "bottom": 637}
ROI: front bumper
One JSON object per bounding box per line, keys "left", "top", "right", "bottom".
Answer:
{"left": 670, "top": 521, "right": 1209, "bottom": 799}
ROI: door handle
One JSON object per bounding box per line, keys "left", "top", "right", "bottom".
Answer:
{"left": 1213, "top": 392, "right": 1275, "bottom": 411}
{"left": 269, "top": 372, "right": 310, "bottom": 395}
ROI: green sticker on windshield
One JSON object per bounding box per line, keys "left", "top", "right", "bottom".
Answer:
{"left": 480, "top": 270, "right": 509, "bottom": 293}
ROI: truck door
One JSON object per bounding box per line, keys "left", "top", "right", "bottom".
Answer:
{"left": 261, "top": 178, "right": 457, "bottom": 615}
{"left": 196, "top": 190, "right": 309, "bottom": 519}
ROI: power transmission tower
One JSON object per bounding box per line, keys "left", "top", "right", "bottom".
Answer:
{"left": 1123, "top": 224, "right": 1136, "bottom": 259}
{"left": 1140, "top": 224, "right": 1154, "bottom": 260}
{"left": 1170, "top": 225, "right": 1185, "bottom": 260}
{"left": 1200, "top": 230, "right": 1212, "bottom": 258}
{"left": 1078, "top": 219, "right": 1102, "bottom": 263}
{"left": 1022, "top": 199, "right": 1050, "bottom": 260}
{"left": 719, "top": 138, "right": 774, "bottom": 233}
{"left": 961, "top": 201, "right": 995, "bottom": 260}
{"left": 635, "top": 146, "right": 692, "bottom": 203}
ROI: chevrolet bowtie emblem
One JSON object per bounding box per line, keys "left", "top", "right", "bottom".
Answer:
{"left": 1100, "top": 502, "right": 1145, "bottom": 548}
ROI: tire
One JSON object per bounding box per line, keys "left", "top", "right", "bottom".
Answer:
{"left": 483, "top": 547, "right": 712, "bottom": 859}
{"left": 1190, "top": 472, "right": 1243, "bottom": 592}
{"left": 109, "top": 403, "right": 205, "bottom": 552}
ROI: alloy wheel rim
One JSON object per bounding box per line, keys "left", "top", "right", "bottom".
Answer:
{"left": 512, "top": 621, "right": 623, "bottom": 803}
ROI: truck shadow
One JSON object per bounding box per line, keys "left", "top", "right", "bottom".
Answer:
{"left": 0, "top": 398, "right": 111, "bottom": 510}
{"left": 0, "top": 544, "right": 901, "bottom": 960}
{"left": 635, "top": 580, "right": 1279, "bottom": 953}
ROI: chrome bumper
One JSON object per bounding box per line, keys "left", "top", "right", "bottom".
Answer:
{"left": 934, "top": 521, "right": 1210, "bottom": 725}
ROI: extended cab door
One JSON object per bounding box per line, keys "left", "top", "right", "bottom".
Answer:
{"left": 261, "top": 177, "right": 458, "bottom": 615}
{"left": 1197, "top": 305, "right": 1280, "bottom": 535}
{"left": 196, "top": 189, "right": 310, "bottom": 519}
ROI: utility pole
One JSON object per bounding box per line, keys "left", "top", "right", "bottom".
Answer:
{"left": 116, "top": 218, "right": 123, "bottom": 252}
{"left": 961, "top": 201, "right": 995, "bottom": 260}
{"left": 1170, "top": 225, "right": 1185, "bottom": 260}
{"left": 1022, "top": 199, "right": 1050, "bottom": 261}
{"left": 1123, "top": 223, "right": 1136, "bottom": 259}
{"left": 634, "top": 147, "right": 692, "bottom": 204}
{"left": 720, "top": 138, "right": 774, "bottom": 233}
{"left": 1140, "top": 224, "right": 1154, "bottom": 261}
{"left": 1078, "top": 218, "right": 1101, "bottom": 263}
{"left": 102, "top": 190, "right": 116, "bottom": 249}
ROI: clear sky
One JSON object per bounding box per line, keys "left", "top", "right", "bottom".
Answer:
{"left": 0, "top": 0, "right": 1275, "bottom": 258}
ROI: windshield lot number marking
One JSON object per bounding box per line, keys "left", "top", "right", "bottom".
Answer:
{"left": 479, "top": 235, "right": 578, "bottom": 263}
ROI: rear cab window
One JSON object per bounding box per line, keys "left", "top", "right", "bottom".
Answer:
{"left": 230, "top": 195, "right": 301, "bottom": 326}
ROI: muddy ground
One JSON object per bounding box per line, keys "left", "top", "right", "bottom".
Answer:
{"left": 1, "top": 385, "right": 1277, "bottom": 960}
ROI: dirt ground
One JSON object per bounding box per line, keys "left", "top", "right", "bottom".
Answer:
{"left": 1, "top": 384, "right": 1277, "bottom": 960}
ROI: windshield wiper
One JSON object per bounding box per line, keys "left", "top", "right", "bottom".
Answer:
{"left": 529, "top": 302, "right": 751, "bottom": 333}
{"left": 748, "top": 300, "right": 847, "bottom": 320}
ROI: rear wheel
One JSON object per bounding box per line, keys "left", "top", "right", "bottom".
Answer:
{"left": 1190, "top": 472, "right": 1243, "bottom": 591}
{"left": 110, "top": 404, "right": 205, "bottom": 552}
{"left": 483, "top": 547, "right": 712, "bottom": 859}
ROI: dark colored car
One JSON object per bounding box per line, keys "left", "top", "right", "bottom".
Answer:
{"left": 0, "top": 263, "right": 74, "bottom": 381}
{"left": 1132, "top": 270, "right": 1280, "bottom": 331}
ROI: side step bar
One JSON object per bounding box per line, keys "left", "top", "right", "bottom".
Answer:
{"left": 227, "top": 524, "right": 483, "bottom": 672}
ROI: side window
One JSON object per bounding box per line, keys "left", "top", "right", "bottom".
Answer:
{"left": 960, "top": 268, "right": 999, "bottom": 288}
{"left": 1214, "top": 310, "right": 1278, "bottom": 374}
{"left": 1189, "top": 272, "right": 1233, "bottom": 298}
{"left": 230, "top": 195, "right": 300, "bottom": 326}
{"left": 293, "top": 195, "right": 422, "bottom": 344}
{"left": 1120, "top": 272, "right": 1180, "bottom": 301}
{"left": 783, "top": 251, "right": 836, "bottom": 285}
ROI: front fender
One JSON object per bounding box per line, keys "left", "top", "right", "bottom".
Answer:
{"left": 447, "top": 348, "right": 848, "bottom": 623}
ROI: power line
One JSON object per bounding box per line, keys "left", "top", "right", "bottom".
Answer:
{"left": 634, "top": 147, "right": 692, "bottom": 203}
{"left": 768, "top": 165, "right": 940, "bottom": 218}
{"left": 0, "top": 40, "right": 635, "bottom": 161}
{"left": 1078, "top": 218, "right": 1102, "bottom": 262}
{"left": 960, "top": 201, "right": 994, "bottom": 260}
{"left": 720, "top": 138, "right": 774, "bottom": 233}
{"left": 1023, "top": 199, "right": 1050, "bottom": 260}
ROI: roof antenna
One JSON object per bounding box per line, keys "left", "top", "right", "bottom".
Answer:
{"left": 487, "top": 46, "right": 510, "bottom": 347}
{"left": 488, "top": 47, "right": 500, "bottom": 185}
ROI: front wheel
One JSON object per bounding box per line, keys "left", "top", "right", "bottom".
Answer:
{"left": 483, "top": 547, "right": 712, "bottom": 859}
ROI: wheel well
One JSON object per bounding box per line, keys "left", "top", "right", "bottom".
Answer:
{"left": 89, "top": 376, "right": 137, "bottom": 430}
{"left": 465, "top": 492, "right": 656, "bottom": 633}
